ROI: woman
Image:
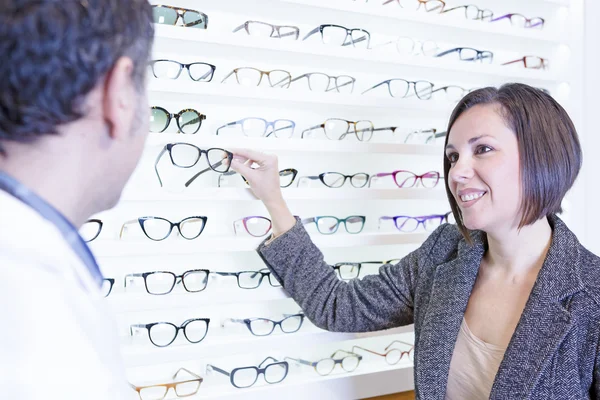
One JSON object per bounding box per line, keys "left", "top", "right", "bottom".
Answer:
{"left": 229, "top": 83, "right": 600, "bottom": 399}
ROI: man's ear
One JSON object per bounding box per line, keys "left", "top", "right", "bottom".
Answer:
{"left": 103, "top": 57, "right": 136, "bottom": 140}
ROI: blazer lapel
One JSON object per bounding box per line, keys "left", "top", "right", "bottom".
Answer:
{"left": 415, "top": 230, "right": 486, "bottom": 400}
{"left": 490, "top": 215, "right": 585, "bottom": 398}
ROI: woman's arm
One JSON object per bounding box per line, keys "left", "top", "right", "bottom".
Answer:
{"left": 257, "top": 218, "right": 445, "bottom": 332}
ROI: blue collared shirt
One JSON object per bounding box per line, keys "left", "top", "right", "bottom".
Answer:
{"left": 0, "top": 172, "right": 103, "bottom": 287}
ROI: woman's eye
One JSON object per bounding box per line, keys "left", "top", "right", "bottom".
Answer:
{"left": 476, "top": 145, "right": 493, "bottom": 154}
{"left": 446, "top": 152, "right": 458, "bottom": 163}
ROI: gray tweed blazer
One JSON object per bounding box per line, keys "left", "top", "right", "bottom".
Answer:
{"left": 257, "top": 215, "right": 600, "bottom": 399}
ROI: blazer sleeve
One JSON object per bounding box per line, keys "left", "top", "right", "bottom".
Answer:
{"left": 257, "top": 218, "right": 448, "bottom": 332}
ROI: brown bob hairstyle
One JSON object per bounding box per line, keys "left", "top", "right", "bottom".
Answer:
{"left": 444, "top": 83, "right": 582, "bottom": 241}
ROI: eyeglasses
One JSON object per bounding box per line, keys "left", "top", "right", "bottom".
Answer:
{"left": 124, "top": 269, "right": 210, "bottom": 295}
{"left": 130, "top": 368, "right": 203, "bottom": 400}
{"left": 149, "top": 60, "right": 215, "bottom": 82}
{"left": 130, "top": 318, "right": 210, "bottom": 347}
{"left": 218, "top": 169, "right": 298, "bottom": 188}
{"left": 375, "top": 37, "right": 439, "bottom": 57}
{"left": 383, "top": 0, "right": 446, "bottom": 13}
{"left": 120, "top": 216, "right": 208, "bottom": 241}
{"left": 301, "top": 118, "right": 374, "bottom": 141}
{"left": 80, "top": 219, "right": 103, "bottom": 242}
{"left": 207, "top": 357, "right": 289, "bottom": 388}
{"left": 154, "top": 143, "right": 232, "bottom": 187}
{"left": 351, "top": 340, "right": 414, "bottom": 365}
{"left": 223, "top": 313, "right": 305, "bottom": 336}
{"left": 430, "top": 85, "right": 468, "bottom": 102}
{"left": 221, "top": 67, "right": 291, "bottom": 88}
{"left": 379, "top": 213, "right": 451, "bottom": 232}
{"left": 150, "top": 107, "right": 206, "bottom": 134}
{"left": 233, "top": 20, "right": 300, "bottom": 40}
{"left": 297, "top": 172, "right": 369, "bottom": 188}
{"left": 331, "top": 259, "right": 401, "bottom": 280}
{"left": 151, "top": 5, "right": 208, "bottom": 29}
{"left": 285, "top": 350, "right": 362, "bottom": 376}
{"left": 303, "top": 24, "right": 370, "bottom": 48}
{"left": 290, "top": 73, "right": 356, "bottom": 93}
{"left": 101, "top": 278, "right": 115, "bottom": 297}
{"left": 441, "top": 5, "right": 493, "bottom": 21}
{"left": 436, "top": 47, "right": 493, "bottom": 63}
{"left": 212, "top": 269, "right": 281, "bottom": 289}
{"left": 362, "top": 79, "right": 434, "bottom": 99}
{"left": 233, "top": 216, "right": 272, "bottom": 237}
{"left": 369, "top": 170, "right": 440, "bottom": 188}
{"left": 491, "top": 13, "right": 544, "bottom": 29}
{"left": 502, "top": 56, "right": 548, "bottom": 70}
{"left": 216, "top": 117, "right": 295, "bottom": 138}
{"left": 402, "top": 128, "right": 443, "bottom": 144}
{"left": 302, "top": 215, "right": 366, "bottom": 235}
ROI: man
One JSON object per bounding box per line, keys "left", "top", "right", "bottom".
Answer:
{"left": 0, "top": 1, "right": 154, "bottom": 398}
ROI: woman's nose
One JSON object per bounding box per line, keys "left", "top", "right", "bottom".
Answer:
{"left": 449, "top": 156, "right": 474, "bottom": 183}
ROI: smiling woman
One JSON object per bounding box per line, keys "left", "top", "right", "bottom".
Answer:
{"left": 229, "top": 83, "right": 600, "bottom": 399}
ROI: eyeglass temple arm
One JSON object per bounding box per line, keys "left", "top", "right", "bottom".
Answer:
{"left": 196, "top": 67, "right": 214, "bottom": 81}
{"left": 301, "top": 217, "right": 316, "bottom": 225}
{"left": 382, "top": 0, "right": 396, "bottom": 4}
{"left": 367, "top": 173, "right": 391, "bottom": 188}
{"left": 378, "top": 216, "right": 394, "bottom": 229}
{"left": 221, "top": 318, "right": 245, "bottom": 328}
{"left": 173, "top": 367, "right": 202, "bottom": 381}
{"left": 185, "top": 158, "right": 226, "bottom": 188}
{"left": 279, "top": 28, "right": 299, "bottom": 38}
{"left": 331, "top": 349, "right": 360, "bottom": 359}
{"left": 302, "top": 26, "right": 320, "bottom": 41}
{"left": 326, "top": 78, "right": 354, "bottom": 93}
{"left": 217, "top": 170, "right": 237, "bottom": 187}
{"left": 232, "top": 23, "right": 245, "bottom": 33}
{"left": 284, "top": 357, "right": 314, "bottom": 366}
{"left": 502, "top": 58, "right": 524, "bottom": 66}
{"left": 271, "top": 75, "right": 292, "bottom": 88}
{"left": 265, "top": 123, "right": 295, "bottom": 138}
{"left": 184, "top": 14, "right": 207, "bottom": 28}
{"left": 119, "top": 219, "right": 139, "bottom": 239}
{"left": 154, "top": 146, "right": 168, "bottom": 187}
{"left": 216, "top": 121, "right": 241, "bottom": 136}
{"left": 490, "top": 14, "right": 511, "bottom": 22}
{"left": 301, "top": 124, "right": 325, "bottom": 138}
{"left": 384, "top": 340, "right": 414, "bottom": 351}
{"left": 221, "top": 69, "right": 236, "bottom": 83}
{"left": 371, "top": 126, "right": 398, "bottom": 133}
{"left": 123, "top": 273, "right": 144, "bottom": 288}
{"left": 129, "top": 324, "right": 146, "bottom": 336}
{"left": 258, "top": 356, "right": 281, "bottom": 368}
{"left": 361, "top": 80, "right": 387, "bottom": 95}
{"left": 440, "top": 5, "right": 465, "bottom": 14}
{"left": 296, "top": 175, "right": 319, "bottom": 187}
{"left": 206, "top": 364, "right": 230, "bottom": 377}
{"left": 351, "top": 345, "right": 384, "bottom": 356}
{"left": 435, "top": 48, "right": 459, "bottom": 58}
{"left": 342, "top": 34, "right": 368, "bottom": 47}
{"left": 289, "top": 73, "right": 308, "bottom": 84}
{"left": 180, "top": 114, "right": 205, "bottom": 130}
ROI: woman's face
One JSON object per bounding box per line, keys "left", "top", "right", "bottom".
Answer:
{"left": 445, "top": 103, "right": 522, "bottom": 233}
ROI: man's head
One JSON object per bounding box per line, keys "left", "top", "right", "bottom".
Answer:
{"left": 0, "top": 0, "right": 154, "bottom": 218}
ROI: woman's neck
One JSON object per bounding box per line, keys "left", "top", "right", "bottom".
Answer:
{"left": 483, "top": 217, "right": 553, "bottom": 278}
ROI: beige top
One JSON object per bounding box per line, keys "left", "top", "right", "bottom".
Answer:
{"left": 445, "top": 318, "right": 507, "bottom": 400}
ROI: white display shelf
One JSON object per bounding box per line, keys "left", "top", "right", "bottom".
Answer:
{"left": 119, "top": 187, "right": 447, "bottom": 203}
{"left": 145, "top": 134, "right": 444, "bottom": 156}
{"left": 148, "top": 79, "right": 457, "bottom": 114}
{"left": 90, "top": 232, "right": 429, "bottom": 256}
{"left": 153, "top": 25, "right": 559, "bottom": 84}
{"left": 277, "top": 0, "right": 565, "bottom": 44}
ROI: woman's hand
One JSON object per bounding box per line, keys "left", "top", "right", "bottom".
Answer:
{"left": 229, "top": 148, "right": 296, "bottom": 237}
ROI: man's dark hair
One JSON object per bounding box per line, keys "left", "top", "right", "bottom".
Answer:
{"left": 0, "top": 0, "right": 154, "bottom": 154}
{"left": 444, "top": 83, "right": 582, "bottom": 242}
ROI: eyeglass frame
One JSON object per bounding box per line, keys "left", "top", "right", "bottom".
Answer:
{"left": 383, "top": 0, "right": 446, "bottom": 13}
{"left": 130, "top": 367, "right": 203, "bottom": 400}
{"left": 149, "top": 59, "right": 216, "bottom": 82}
{"left": 81, "top": 218, "right": 103, "bottom": 242}
{"left": 302, "top": 215, "right": 367, "bottom": 235}
{"left": 378, "top": 213, "right": 451, "bottom": 232}
{"left": 351, "top": 340, "right": 414, "bottom": 365}
{"left": 362, "top": 78, "right": 435, "bottom": 99}
{"left": 223, "top": 313, "right": 305, "bottom": 336}
{"left": 129, "top": 318, "right": 211, "bottom": 347}
{"left": 101, "top": 278, "right": 115, "bottom": 297}
{"left": 331, "top": 259, "right": 401, "bottom": 280}
{"left": 441, "top": 4, "right": 493, "bottom": 21}
{"left": 151, "top": 5, "right": 208, "bottom": 28}
{"left": 119, "top": 216, "right": 208, "bottom": 241}
{"left": 150, "top": 106, "right": 207, "bottom": 134}
{"left": 435, "top": 47, "right": 493, "bottom": 63}
{"left": 368, "top": 170, "right": 441, "bottom": 188}
{"left": 233, "top": 20, "right": 300, "bottom": 40}
{"left": 301, "top": 118, "right": 374, "bottom": 141}
{"left": 303, "top": 24, "right": 371, "bottom": 48}
{"left": 502, "top": 56, "right": 548, "bottom": 69}
{"left": 233, "top": 216, "right": 272, "bottom": 237}
{"left": 285, "top": 350, "right": 363, "bottom": 376}
{"left": 297, "top": 172, "right": 370, "bottom": 188}
{"left": 221, "top": 67, "right": 292, "bottom": 88}
{"left": 289, "top": 72, "right": 356, "bottom": 93}
{"left": 218, "top": 169, "right": 298, "bottom": 188}
{"left": 212, "top": 269, "right": 282, "bottom": 289}
{"left": 124, "top": 269, "right": 211, "bottom": 295}
{"left": 154, "top": 143, "right": 233, "bottom": 187}
{"left": 491, "top": 13, "right": 545, "bottom": 28}
{"left": 206, "top": 357, "right": 289, "bottom": 389}
{"left": 216, "top": 117, "right": 296, "bottom": 138}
